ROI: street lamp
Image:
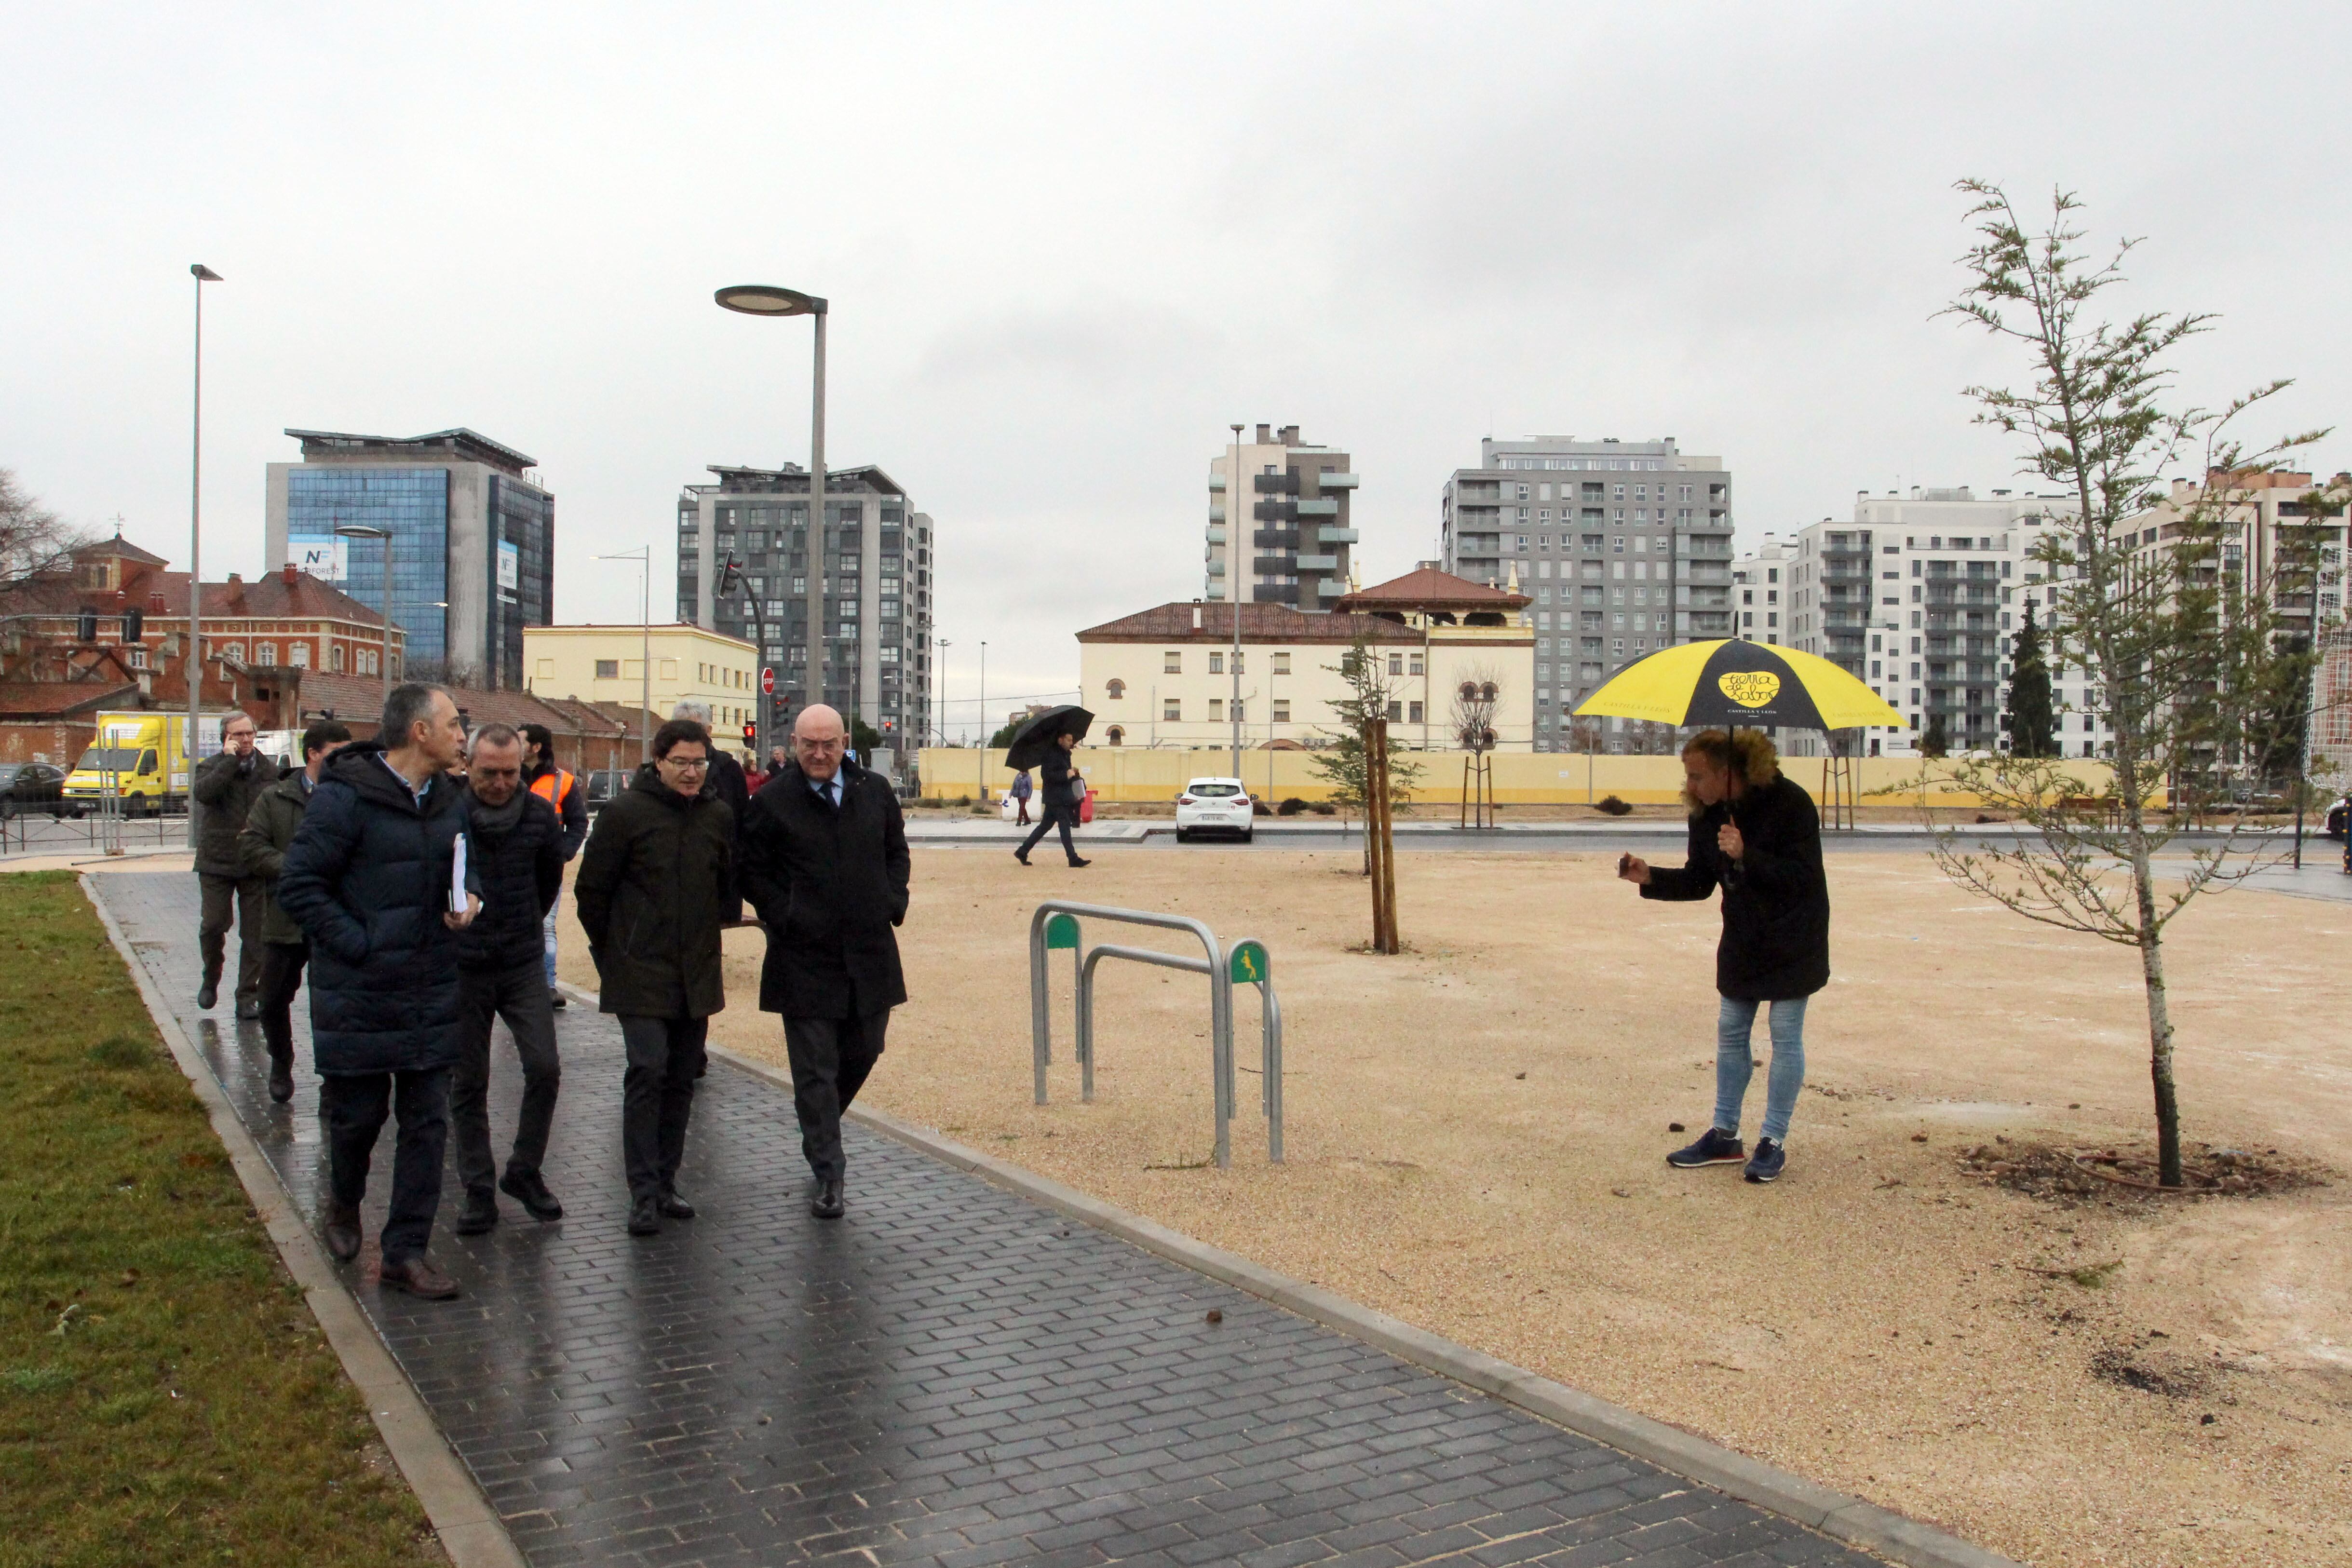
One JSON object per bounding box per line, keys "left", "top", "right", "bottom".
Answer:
{"left": 333, "top": 523, "right": 393, "bottom": 721}
{"left": 937, "top": 638, "right": 950, "bottom": 747}
{"left": 597, "top": 547, "right": 652, "bottom": 764}
{"left": 186, "top": 263, "right": 222, "bottom": 844}
{"left": 716, "top": 284, "right": 827, "bottom": 730}
{"left": 1229, "top": 423, "right": 1244, "bottom": 777}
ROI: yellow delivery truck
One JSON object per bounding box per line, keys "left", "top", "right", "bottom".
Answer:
{"left": 64, "top": 711, "right": 245, "bottom": 817}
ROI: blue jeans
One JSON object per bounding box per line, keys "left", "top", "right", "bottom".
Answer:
{"left": 1714, "top": 995, "right": 1807, "bottom": 1145}
{"left": 542, "top": 908, "right": 559, "bottom": 990}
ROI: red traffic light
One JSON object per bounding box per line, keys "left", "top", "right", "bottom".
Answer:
{"left": 741, "top": 722, "right": 757, "bottom": 743}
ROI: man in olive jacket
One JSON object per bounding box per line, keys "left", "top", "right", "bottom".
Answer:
{"left": 236, "top": 718, "right": 351, "bottom": 1103}
{"left": 194, "top": 710, "right": 273, "bottom": 1017}
{"left": 737, "top": 704, "right": 910, "bottom": 1220}
{"left": 278, "top": 685, "right": 481, "bottom": 1300}
{"left": 573, "top": 719, "right": 733, "bottom": 1237}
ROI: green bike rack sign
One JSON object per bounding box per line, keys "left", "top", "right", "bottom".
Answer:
{"left": 1044, "top": 912, "right": 1080, "bottom": 950}
{"left": 1228, "top": 940, "right": 1268, "bottom": 986}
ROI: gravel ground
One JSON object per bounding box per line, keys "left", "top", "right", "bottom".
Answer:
{"left": 558, "top": 846, "right": 2352, "bottom": 1568}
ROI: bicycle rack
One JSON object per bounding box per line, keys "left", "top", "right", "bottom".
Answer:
{"left": 1028, "top": 900, "right": 1283, "bottom": 1167}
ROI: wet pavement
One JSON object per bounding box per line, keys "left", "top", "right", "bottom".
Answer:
{"left": 95, "top": 869, "right": 1881, "bottom": 1568}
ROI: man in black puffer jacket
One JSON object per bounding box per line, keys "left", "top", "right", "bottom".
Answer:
{"left": 193, "top": 710, "right": 273, "bottom": 1016}
{"left": 279, "top": 684, "right": 481, "bottom": 1301}
{"left": 447, "top": 723, "right": 568, "bottom": 1237}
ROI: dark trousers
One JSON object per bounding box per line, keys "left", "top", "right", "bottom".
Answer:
{"left": 453, "top": 960, "right": 563, "bottom": 1200}
{"left": 619, "top": 1015, "right": 706, "bottom": 1202}
{"left": 1014, "top": 797, "right": 1031, "bottom": 825}
{"left": 199, "top": 873, "right": 265, "bottom": 1002}
{"left": 783, "top": 1010, "right": 890, "bottom": 1184}
{"left": 321, "top": 1067, "right": 450, "bottom": 1265}
{"left": 258, "top": 940, "right": 308, "bottom": 1066}
{"left": 1017, "top": 801, "right": 1078, "bottom": 864}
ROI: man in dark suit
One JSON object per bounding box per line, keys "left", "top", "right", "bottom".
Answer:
{"left": 737, "top": 703, "right": 910, "bottom": 1220}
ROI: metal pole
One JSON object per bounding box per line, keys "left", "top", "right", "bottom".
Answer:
{"left": 186, "top": 267, "right": 216, "bottom": 845}
{"left": 640, "top": 556, "right": 650, "bottom": 765}
{"left": 806, "top": 307, "right": 828, "bottom": 722}
{"left": 1230, "top": 425, "right": 1243, "bottom": 778}
{"left": 379, "top": 534, "right": 393, "bottom": 718}
{"left": 979, "top": 640, "right": 987, "bottom": 801}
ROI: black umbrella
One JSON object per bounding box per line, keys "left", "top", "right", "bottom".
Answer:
{"left": 1004, "top": 705, "right": 1094, "bottom": 771}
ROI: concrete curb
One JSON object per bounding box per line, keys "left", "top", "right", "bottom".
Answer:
{"left": 84, "top": 875, "right": 526, "bottom": 1568}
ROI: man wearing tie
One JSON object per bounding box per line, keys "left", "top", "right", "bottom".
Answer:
{"left": 737, "top": 704, "right": 911, "bottom": 1219}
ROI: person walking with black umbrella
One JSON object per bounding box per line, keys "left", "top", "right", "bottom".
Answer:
{"left": 1616, "top": 727, "right": 1828, "bottom": 1186}
{"left": 1006, "top": 705, "right": 1095, "bottom": 868}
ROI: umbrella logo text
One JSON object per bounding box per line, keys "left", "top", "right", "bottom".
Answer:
{"left": 1717, "top": 672, "right": 1782, "bottom": 709}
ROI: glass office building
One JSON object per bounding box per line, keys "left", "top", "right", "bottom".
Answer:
{"left": 268, "top": 429, "right": 554, "bottom": 688}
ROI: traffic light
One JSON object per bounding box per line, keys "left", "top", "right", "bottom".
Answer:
{"left": 741, "top": 721, "right": 757, "bottom": 745}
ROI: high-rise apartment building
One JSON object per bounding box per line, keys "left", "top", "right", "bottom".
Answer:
{"left": 1206, "top": 425, "right": 1357, "bottom": 609}
{"left": 674, "top": 464, "right": 933, "bottom": 747}
{"left": 267, "top": 428, "right": 554, "bottom": 689}
{"left": 1440, "top": 437, "right": 1734, "bottom": 752}
{"left": 1781, "top": 487, "right": 2081, "bottom": 757}
{"left": 1732, "top": 533, "right": 1796, "bottom": 647}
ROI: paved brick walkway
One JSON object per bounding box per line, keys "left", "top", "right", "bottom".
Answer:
{"left": 96, "top": 870, "right": 1879, "bottom": 1568}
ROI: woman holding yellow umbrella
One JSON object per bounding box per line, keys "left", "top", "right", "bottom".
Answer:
{"left": 1584, "top": 641, "right": 1905, "bottom": 1186}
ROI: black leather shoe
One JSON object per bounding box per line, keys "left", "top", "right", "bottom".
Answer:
{"left": 810, "top": 1179, "right": 844, "bottom": 1220}
{"left": 267, "top": 1057, "right": 294, "bottom": 1104}
{"left": 453, "top": 1191, "right": 498, "bottom": 1236}
{"left": 1014, "top": 850, "right": 1030, "bottom": 865}
{"left": 235, "top": 996, "right": 261, "bottom": 1020}
{"left": 1068, "top": 857, "right": 1092, "bottom": 868}
{"left": 627, "top": 1195, "right": 661, "bottom": 1236}
{"left": 657, "top": 1187, "right": 696, "bottom": 1220}
{"left": 323, "top": 1202, "right": 363, "bottom": 1262}
{"left": 549, "top": 989, "right": 567, "bottom": 1009}
{"left": 500, "top": 1169, "right": 564, "bottom": 1221}
{"left": 379, "top": 1255, "right": 460, "bottom": 1300}
{"left": 197, "top": 978, "right": 219, "bottom": 1010}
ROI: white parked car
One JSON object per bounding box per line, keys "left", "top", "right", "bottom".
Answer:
{"left": 1175, "top": 777, "right": 1254, "bottom": 843}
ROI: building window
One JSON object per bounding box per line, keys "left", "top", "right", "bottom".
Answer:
{"left": 1209, "top": 652, "right": 1224, "bottom": 674}
{"left": 1105, "top": 726, "right": 1124, "bottom": 745}
{"left": 1106, "top": 678, "right": 1126, "bottom": 700}
{"left": 1271, "top": 652, "right": 1290, "bottom": 675}
{"left": 1408, "top": 701, "right": 1424, "bottom": 724}
{"left": 223, "top": 642, "right": 246, "bottom": 662}
{"left": 1163, "top": 698, "right": 1181, "bottom": 721}
{"left": 361, "top": 649, "right": 378, "bottom": 676}
{"left": 330, "top": 644, "right": 345, "bottom": 671}
{"left": 288, "top": 642, "right": 310, "bottom": 668}
{"left": 1386, "top": 700, "right": 1403, "bottom": 721}
{"left": 1408, "top": 654, "right": 1424, "bottom": 676}
{"left": 1271, "top": 699, "right": 1291, "bottom": 722}
{"left": 1388, "top": 652, "right": 1403, "bottom": 675}
{"left": 1209, "top": 698, "right": 1224, "bottom": 721}
{"left": 1163, "top": 652, "right": 1181, "bottom": 674}
{"left": 596, "top": 659, "right": 620, "bottom": 679}
{"left": 254, "top": 642, "right": 275, "bottom": 665}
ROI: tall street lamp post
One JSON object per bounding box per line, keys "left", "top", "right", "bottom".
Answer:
{"left": 186, "top": 263, "right": 222, "bottom": 844}
{"left": 598, "top": 547, "right": 652, "bottom": 764}
{"left": 715, "top": 284, "right": 828, "bottom": 733}
{"left": 936, "top": 638, "right": 950, "bottom": 747}
{"left": 1229, "top": 423, "right": 1244, "bottom": 777}
{"left": 333, "top": 523, "right": 393, "bottom": 721}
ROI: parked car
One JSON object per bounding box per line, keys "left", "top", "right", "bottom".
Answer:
{"left": 2325, "top": 794, "right": 2350, "bottom": 840}
{"left": 582, "top": 768, "right": 633, "bottom": 812}
{"left": 1175, "top": 777, "right": 1253, "bottom": 843}
{"left": 0, "top": 762, "right": 79, "bottom": 819}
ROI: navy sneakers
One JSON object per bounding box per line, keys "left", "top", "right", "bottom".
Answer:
{"left": 1666, "top": 1127, "right": 1746, "bottom": 1168}
{"left": 1744, "top": 1138, "right": 1787, "bottom": 1183}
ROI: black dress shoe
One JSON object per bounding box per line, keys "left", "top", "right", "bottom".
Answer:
{"left": 656, "top": 1187, "right": 696, "bottom": 1220}
{"left": 499, "top": 1170, "right": 564, "bottom": 1221}
{"left": 627, "top": 1195, "right": 661, "bottom": 1236}
{"left": 810, "top": 1179, "right": 844, "bottom": 1220}
{"left": 379, "top": 1255, "right": 460, "bottom": 1300}
{"left": 267, "top": 1057, "right": 294, "bottom": 1104}
{"left": 453, "top": 1191, "right": 498, "bottom": 1236}
{"left": 197, "top": 978, "right": 219, "bottom": 1010}
{"left": 235, "top": 996, "right": 261, "bottom": 1020}
{"left": 1014, "top": 850, "right": 1030, "bottom": 865}
{"left": 549, "top": 989, "right": 568, "bottom": 1010}
{"left": 323, "top": 1202, "right": 363, "bottom": 1262}
{"left": 1068, "top": 857, "right": 1092, "bottom": 868}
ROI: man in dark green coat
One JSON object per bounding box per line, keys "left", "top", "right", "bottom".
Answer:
{"left": 574, "top": 719, "right": 733, "bottom": 1237}
{"left": 194, "top": 711, "right": 272, "bottom": 1016}
{"left": 236, "top": 718, "right": 351, "bottom": 1103}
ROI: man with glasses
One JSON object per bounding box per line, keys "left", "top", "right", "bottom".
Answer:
{"left": 194, "top": 711, "right": 274, "bottom": 1015}
{"left": 573, "top": 718, "right": 734, "bottom": 1236}
{"left": 739, "top": 704, "right": 911, "bottom": 1220}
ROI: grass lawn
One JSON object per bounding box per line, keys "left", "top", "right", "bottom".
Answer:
{"left": 0, "top": 872, "right": 443, "bottom": 1568}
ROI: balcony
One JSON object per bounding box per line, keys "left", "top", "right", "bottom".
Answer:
{"left": 1316, "top": 579, "right": 1346, "bottom": 597}
{"left": 1252, "top": 500, "right": 1298, "bottom": 524}
{"left": 1208, "top": 474, "right": 1226, "bottom": 492}
{"left": 1296, "top": 554, "right": 1339, "bottom": 570}
{"left": 1206, "top": 526, "right": 1226, "bottom": 544}
{"left": 1253, "top": 583, "right": 1300, "bottom": 605}
{"left": 1252, "top": 555, "right": 1297, "bottom": 575}
{"left": 1253, "top": 528, "right": 1301, "bottom": 549}
{"left": 1296, "top": 497, "right": 1338, "bottom": 516}
{"left": 1208, "top": 504, "right": 1225, "bottom": 523}
{"left": 1253, "top": 472, "right": 1299, "bottom": 496}
{"left": 1205, "top": 561, "right": 1224, "bottom": 577}
{"left": 1317, "top": 527, "right": 1358, "bottom": 544}
{"left": 1319, "top": 472, "right": 1360, "bottom": 489}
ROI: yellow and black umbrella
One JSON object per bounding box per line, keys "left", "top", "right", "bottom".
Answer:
{"left": 1572, "top": 640, "right": 1907, "bottom": 732}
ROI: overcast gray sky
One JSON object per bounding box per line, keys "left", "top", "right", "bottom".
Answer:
{"left": 6, "top": 2, "right": 2346, "bottom": 734}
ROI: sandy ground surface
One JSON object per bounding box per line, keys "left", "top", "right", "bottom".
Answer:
{"left": 539, "top": 844, "right": 2343, "bottom": 1567}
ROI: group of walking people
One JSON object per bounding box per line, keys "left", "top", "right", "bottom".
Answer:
{"left": 197, "top": 687, "right": 909, "bottom": 1301}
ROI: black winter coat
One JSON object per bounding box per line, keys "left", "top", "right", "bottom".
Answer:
{"left": 237, "top": 772, "right": 316, "bottom": 945}
{"left": 277, "top": 743, "right": 478, "bottom": 1074}
{"left": 1641, "top": 773, "right": 1830, "bottom": 1000}
{"left": 737, "top": 758, "right": 910, "bottom": 1019}
{"left": 193, "top": 748, "right": 272, "bottom": 878}
{"left": 454, "top": 789, "right": 566, "bottom": 972}
{"left": 573, "top": 766, "right": 733, "bottom": 1019}
{"left": 1036, "top": 747, "right": 1079, "bottom": 815}
{"left": 708, "top": 749, "right": 750, "bottom": 924}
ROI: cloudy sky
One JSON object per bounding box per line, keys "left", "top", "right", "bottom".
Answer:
{"left": 6, "top": 2, "right": 2346, "bottom": 735}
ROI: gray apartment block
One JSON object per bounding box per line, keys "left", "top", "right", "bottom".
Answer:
{"left": 1440, "top": 437, "right": 1733, "bottom": 751}
{"left": 1207, "top": 424, "right": 1358, "bottom": 609}
{"left": 675, "top": 464, "right": 933, "bottom": 748}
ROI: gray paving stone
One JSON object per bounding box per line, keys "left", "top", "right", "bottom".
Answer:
{"left": 94, "top": 871, "right": 1888, "bottom": 1568}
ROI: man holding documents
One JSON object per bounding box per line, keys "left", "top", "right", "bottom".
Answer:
{"left": 279, "top": 683, "right": 480, "bottom": 1300}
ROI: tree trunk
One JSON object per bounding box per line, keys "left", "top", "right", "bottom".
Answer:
{"left": 2127, "top": 841, "right": 2184, "bottom": 1186}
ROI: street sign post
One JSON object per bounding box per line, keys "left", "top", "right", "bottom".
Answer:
{"left": 761, "top": 666, "right": 774, "bottom": 695}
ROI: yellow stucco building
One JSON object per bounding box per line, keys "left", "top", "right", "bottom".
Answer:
{"left": 1075, "top": 568, "right": 1536, "bottom": 752}
{"left": 524, "top": 623, "right": 763, "bottom": 737}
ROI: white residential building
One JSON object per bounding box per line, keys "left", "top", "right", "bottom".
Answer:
{"left": 1206, "top": 424, "right": 1357, "bottom": 610}
{"left": 1732, "top": 533, "right": 1796, "bottom": 647}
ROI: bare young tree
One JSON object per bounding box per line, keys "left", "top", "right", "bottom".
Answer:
{"left": 0, "top": 469, "right": 89, "bottom": 593}
{"left": 1929, "top": 180, "right": 2338, "bottom": 1186}
{"left": 1307, "top": 620, "right": 1424, "bottom": 871}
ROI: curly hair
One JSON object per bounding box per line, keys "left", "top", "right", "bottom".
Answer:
{"left": 1680, "top": 727, "right": 1780, "bottom": 814}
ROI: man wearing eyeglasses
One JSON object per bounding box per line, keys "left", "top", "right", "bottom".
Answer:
{"left": 573, "top": 718, "right": 735, "bottom": 1237}
{"left": 738, "top": 703, "right": 911, "bottom": 1220}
